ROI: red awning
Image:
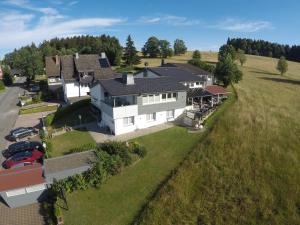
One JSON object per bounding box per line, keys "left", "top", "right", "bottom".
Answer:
{"left": 205, "top": 85, "right": 227, "bottom": 95}
{"left": 0, "top": 164, "right": 45, "bottom": 192}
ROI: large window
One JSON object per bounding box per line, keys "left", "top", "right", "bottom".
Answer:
{"left": 167, "top": 110, "right": 174, "bottom": 118}
{"left": 142, "top": 93, "right": 177, "bottom": 105}
{"left": 123, "top": 116, "right": 134, "bottom": 126}
{"left": 146, "top": 113, "right": 156, "bottom": 122}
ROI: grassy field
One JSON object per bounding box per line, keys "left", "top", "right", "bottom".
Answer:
{"left": 49, "top": 129, "right": 96, "bottom": 157}
{"left": 62, "top": 127, "right": 204, "bottom": 225}
{"left": 135, "top": 54, "right": 300, "bottom": 224}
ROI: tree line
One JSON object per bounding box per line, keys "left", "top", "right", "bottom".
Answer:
{"left": 227, "top": 38, "right": 300, "bottom": 62}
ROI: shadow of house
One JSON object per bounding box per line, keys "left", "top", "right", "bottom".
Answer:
{"left": 259, "top": 77, "right": 300, "bottom": 86}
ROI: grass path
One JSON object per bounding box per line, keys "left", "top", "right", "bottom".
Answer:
{"left": 136, "top": 55, "right": 300, "bottom": 224}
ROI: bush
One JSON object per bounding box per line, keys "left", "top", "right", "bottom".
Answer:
{"left": 54, "top": 99, "right": 90, "bottom": 121}
{"left": 67, "top": 143, "right": 97, "bottom": 154}
{"left": 32, "top": 91, "right": 42, "bottom": 103}
{"left": 44, "top": 114, "right": 55, "bottom": 126}
{"left": 0, "top": 80, "right": 5, "bottom": 91}
{"left": 130, "top": 142, "right": 147, "bottom": 158}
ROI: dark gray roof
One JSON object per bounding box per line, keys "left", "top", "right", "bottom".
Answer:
{"left": 187, "top": 88, "right": 212, "bottom": 98}
{"left": 163, "top": 63, "right": 212, "bottom": 76}
{"left": 148, "top": 67, "right": 205, "bottom": 82}
{"left": 61, "top": 55, "right": 75, "bottom": 80}
{"left": 45, "top": 56, "right": 60, "bottom": 77}
{"left": 99, "top": 77, "right": 188, "bottom": 96}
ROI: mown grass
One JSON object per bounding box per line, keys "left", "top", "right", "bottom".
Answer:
{"left": 135, "top": 54, "right": 300, "bottom": 224}
{"left": 19, "top": 105, "right": 57, "bottom": 114}
{"left": 50, "top": 129, "right": 96, "bottom": 157}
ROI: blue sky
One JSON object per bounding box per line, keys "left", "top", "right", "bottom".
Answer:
{"left": 0, "top": 0, "right": 300, "bottom": 58}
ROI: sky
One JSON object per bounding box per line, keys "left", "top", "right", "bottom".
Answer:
{"left": 0, "top": 0, "right": 300, "bottom": 58}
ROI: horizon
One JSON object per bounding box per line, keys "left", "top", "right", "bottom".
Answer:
{"left": 0, "top": 0, "right": 300, "bottom": 58}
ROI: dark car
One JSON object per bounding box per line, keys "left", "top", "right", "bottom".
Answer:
{"left": 10, "top": 127, "right": 35, "bottom": 141}
{"left": 2, "top": 150, "right": 44, "bottom": 169}
{"left": 3, "top": 141, "right": 44, "bottom": 158}
{"left": 29, "top": 85, "right": 40, "bottom": 92}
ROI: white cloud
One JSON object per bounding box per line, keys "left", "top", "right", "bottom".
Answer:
{"left": 5, "top": 0, "right": 59, "bottom": 15}
{"left": 68, "top": 1, "right": 79, "bottom": 6}
{"left": 138, "top": 15, "right": 200, "bottom": 26}
{"left": 213, "top": 18, "right": 272, "bottom": 32}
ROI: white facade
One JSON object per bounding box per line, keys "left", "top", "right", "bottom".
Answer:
{"left": 91, "top": 83, "right": 186, "bottom": 135}
{"left": 62, "top": 78, "right": 90, "bottom": 102}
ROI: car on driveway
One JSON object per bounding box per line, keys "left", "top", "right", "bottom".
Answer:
{"left": 2, "top": 150, "right": 44, "bottom": 169}
{"left": 3, "top": 141, "right": 44, "bottom": 158}
{"left": 10, "top": 127, "right": 36, "bottom": 141}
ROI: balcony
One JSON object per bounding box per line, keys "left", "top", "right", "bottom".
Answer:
{"left": 48, "top": 77, "right": 62, "bottom": 86}
{"left": 101, "top": 97, "right": 138, "bottom": 119}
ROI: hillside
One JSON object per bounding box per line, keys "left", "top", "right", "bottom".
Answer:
{"left": 135, "top": 54, "right": 300, "bottom": 224}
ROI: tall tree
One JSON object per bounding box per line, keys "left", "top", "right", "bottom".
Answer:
{"left": 159, "top": 40, "right": 173, "bottom": 58}
{"left": 142, "top": 36, "right": 160, "bottom": 58}
{"left": 173, "top": 39, "right": 187, "bottom": 55}
{"left": 236, "top": 49, "right": 247, "bottom": 66}
{"left": 192, "top": 50, "right": 201, "bottom": 60}
{"left": 218, "top": 44, "right": 236, "bottom": 61}
{"left": 123, "top": 35, "right": 140, "bottom": 66}
{"left": 277, "top": 56, "right": 288, "bottom": 75}
{"left": 215, "top": 55, "right": 243, "bottom": 87}
{"left": 2, "top": 65, "right": 13, "bottom": 86}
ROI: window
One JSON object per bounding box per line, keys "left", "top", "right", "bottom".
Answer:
{"left": 173, "top": 93, "right": 177, "bottom": 98}
{"left": 162, "top": 94, "right": 166, "bottom": 101}
{"left": 123, "top": 116, "right": 134, "bottom": 126}
{"left": 167, "top": 110, "right": 174, "bottom": 118}
{"left": 167, "top": 93, "right": 172, "bottom": 98}
{"left": 196, "top": 82, "right": 200, "bottom": 85}
{"left": 146, "top": 113, "right": 156, "bottom": 121}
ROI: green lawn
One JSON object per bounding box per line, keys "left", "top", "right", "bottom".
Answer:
{"left": 62, "top": 127, "right": 203, "bottom": 225}
{"left": 19, "top": 105, "right": 57, "bottom": 114}
{"left": 49, "top": 129, "right": 96, "bottom": 157}
{"left": 136, "top": 55, "right": 300, "bottom": 224}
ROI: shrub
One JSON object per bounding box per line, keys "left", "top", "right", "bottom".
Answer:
{"left": 54, "top": 99, "right": 90, "bottom": 121}
{"left": 0, "top": 80, "right": 5, "bottom": 91}
{"left": 67, "top": 143, "right": 97, "bottom": 154}
{"left": 44, "top": 113, "right": 55, "bottom": 127}
{"left": 130, "top": 142, "right": 147, "bottom": 158}
{"left": 32, "top": 91, "right": 42, "bottom": 103}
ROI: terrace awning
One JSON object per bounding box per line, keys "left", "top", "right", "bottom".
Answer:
{"left": 187, "top": 88, "right": 213, "bottom": 98}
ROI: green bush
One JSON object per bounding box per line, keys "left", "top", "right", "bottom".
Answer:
{"left": 0, "top": 80, "right": 5, "bottom": 91}
{"left": 67, "top": 143, "right": 97, "bottom": 154}
{"left": 44, "top": 114, "right": 55, "bottom": 126}
{"left": 130, "top": 142, "right": 147, "bottom": 158}
{"left": 32, "top": 91, "right": 42, "bottom": 103}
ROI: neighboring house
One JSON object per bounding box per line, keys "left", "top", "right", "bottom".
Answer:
{"left": 45, "top": 53, "right": 115, "bottom": 103}
{"left": 11, "top": 68, "right": 22, "bottom": 77}
{"left": 91, "top": 73, "right": 188, "bottom": 135}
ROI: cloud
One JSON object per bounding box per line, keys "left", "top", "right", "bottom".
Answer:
{"left": 0, "top": 10, "right": 124, "bottom": 53}
{"left": 212, "top": 18, "right": 272, "bottom": 32}
{"left": 138, "top": 15, "right": 200, "bottom": 26}
{"left": 5, "top": 0, "right": 59, "bottom": 15}
{"left": 68, "top": 1, "right": 79, "bottom": 6}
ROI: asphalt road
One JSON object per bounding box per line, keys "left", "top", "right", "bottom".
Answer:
{"left": 0, "top": 77, "right": 26, "bottom": 150}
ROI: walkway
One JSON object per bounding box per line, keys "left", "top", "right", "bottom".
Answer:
{"left": 0, "top": 201, "right": 46, "bottom": 225}
{"left": 86, "top": 122, "right": 175, "bottom": 143}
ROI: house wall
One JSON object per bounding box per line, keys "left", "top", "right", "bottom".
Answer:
{"left": 137, "top": 91, "right": 186, "bottom": 114}
{"left": 0, "top": 184, "right": 48, "bottom": 208}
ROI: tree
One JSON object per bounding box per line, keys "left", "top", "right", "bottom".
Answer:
{"left": 159, "top": 40, "right": 173, "bottom": 58}
{"left": 236, "top": 49, "right": 247, "bottom": 66}
{"left": 218, "top": 44, "right": 236, "bottom": 61}
{"left": 123, "top": 35, "right": 140, "bottom": 66}
{"left": 192, "top": 50, "right": 201, "bottom": 60}
{"left": 174, "top": 39, "right": 187, "bottom": 55}
{"left": 142, "top": 36, "right": 160, "bottom": 58}
{"left": 2, "top": 65, "right": 13, "bottom": 86}
{"left": 277, "top": 56, "right": 288, "bottom": 75}
{"left": 215, "top": 55, "right": 243, "bottom": 87}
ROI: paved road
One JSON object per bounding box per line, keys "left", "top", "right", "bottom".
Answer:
{"left": 0, "top": 77, "right": 26, "bottom": 150}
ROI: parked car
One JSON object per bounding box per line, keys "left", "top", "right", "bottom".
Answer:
{"left": 9, "top": 127, "right": 35, "bottom": 141}
{"left": 3, "top": 141, "right": 44, "bottom": 158}
{"left": 11, "top": 162, "right": 33, "bottom": 169}
{"left": 29, "top": 85, "right": 40, "bottom": 92}
{"left": 2, "top": 150, "right": 44, "bottom": 169}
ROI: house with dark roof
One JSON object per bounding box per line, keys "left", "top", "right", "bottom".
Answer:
{"left": 90, "top": 63, "right": 227, "bottom": 135}
{"left": 45, "top": 52, "right": 115, "bottom": 103}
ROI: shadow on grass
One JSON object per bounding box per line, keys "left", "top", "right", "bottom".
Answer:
{"left": 259, "top": 77, "right": 300, "bottom": 86}
{"left": 250, "top": 70, "right": 279, "bottom": 76}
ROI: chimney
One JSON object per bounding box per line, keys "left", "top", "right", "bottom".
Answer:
{"left": 101, "top": 52, "right": 106, "bottom": 59}
{"left": 55, "top": 55, "right": 59, "bottom": 65}
{"left": 75, "top": 52, "right": 79, "bottom": 59}
{"left": 122, "top": 73, "right": 134, "bottom": 85}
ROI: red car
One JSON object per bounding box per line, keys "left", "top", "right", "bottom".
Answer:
{"left": 2, "top": 150, "right": 43, "bottom": 169}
